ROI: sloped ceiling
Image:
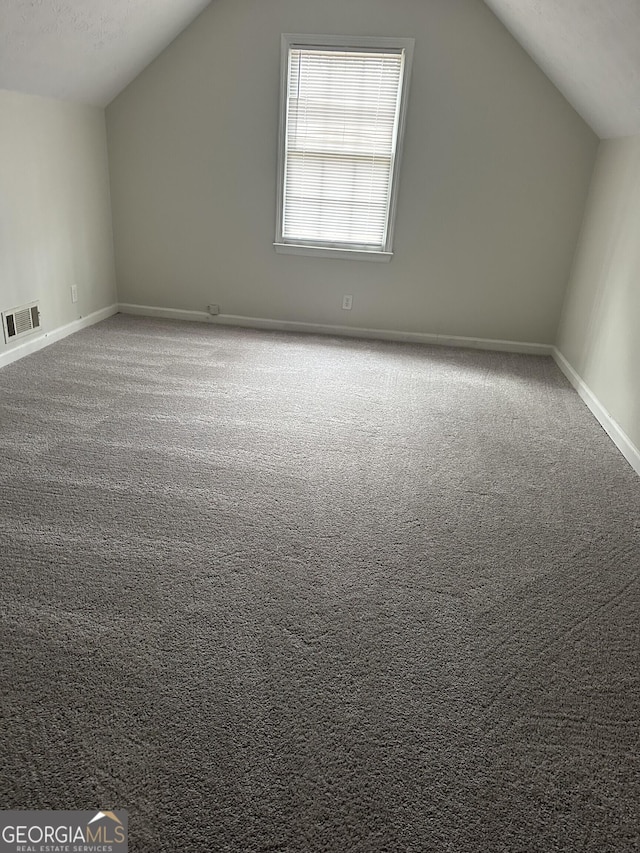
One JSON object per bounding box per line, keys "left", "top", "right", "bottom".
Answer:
{"left": 483, "top": 0, "right": 640, "bottom": 139}
{"left": 0, "top": 0, "right": 638, "bottom": 136}
{"left": 0, "top": 0, "right": 211, "bottom": 107}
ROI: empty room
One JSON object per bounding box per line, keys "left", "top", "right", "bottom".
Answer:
{"left": 1, "top": 0, "right": 639, "bottom": 851}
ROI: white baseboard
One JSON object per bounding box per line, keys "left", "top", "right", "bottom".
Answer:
{"left": 117, "top": 303, "right": 553, "bottom": 356}
{"left": 0, "top": 304, "right": 118, "bottom": 371}
{"left": 118, "top": 303, "right": 209, "bottom": 323}
{"left": 553, "top": 347, "right": 640, "bottom": 477}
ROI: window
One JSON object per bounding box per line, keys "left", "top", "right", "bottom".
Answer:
{"left": 275, "top": 34, "right": 414, "bottom": 262}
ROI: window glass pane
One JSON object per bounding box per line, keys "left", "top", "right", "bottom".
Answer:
{"left": 282, "top": 47, "right": 404, "bottom": 250}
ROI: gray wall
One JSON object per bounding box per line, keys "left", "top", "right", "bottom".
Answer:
{"left": 557, "top": 134, "right": 640, "bottom": 454}
{"left": 0, "top": 89, "right": 116, "bottom": 352}
{"left": 106, "top": 0, "right": 598, "bottom": 344}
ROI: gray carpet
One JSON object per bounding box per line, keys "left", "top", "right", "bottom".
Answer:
{"left": 0, "top": 314, "right": 638, "bottom": 852}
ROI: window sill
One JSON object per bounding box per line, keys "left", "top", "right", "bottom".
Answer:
{"left": 274, "top": 243, "right": 393, "bottom": 262}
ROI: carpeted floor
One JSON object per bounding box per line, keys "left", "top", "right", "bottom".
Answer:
{"left": 0, "top": 314, "right": 638, "bottom": 852}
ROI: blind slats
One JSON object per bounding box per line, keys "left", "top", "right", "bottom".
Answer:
{"left": 282, "top": 46, "right": 404, "bottom": 249}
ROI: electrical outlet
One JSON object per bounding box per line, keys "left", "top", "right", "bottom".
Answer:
{"left": 70, "top": 285, "right": 78, "bottom": 304}
{"left": 208, "top": 304, "right": 220, "bottom": 316}
{"left": 342, "top": 295, "right": 353, "bottom": 310}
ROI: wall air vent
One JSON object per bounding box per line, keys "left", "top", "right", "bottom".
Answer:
{"left": 2, "top": 302, "right": 41, "bottom": 344}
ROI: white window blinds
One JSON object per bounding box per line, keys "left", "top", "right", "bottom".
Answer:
{"left": 281, "top": 46, "right": 406, "bottom": 252}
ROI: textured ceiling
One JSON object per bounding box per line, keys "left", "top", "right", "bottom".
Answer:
{"left": 483, "top": 0, "right": 640, "bottom": 138}
{"left": 0, "top": 0, "right": 211, "bottom": 106}
{"left": 0, "top": 0, "right": 638, "bottom": 136}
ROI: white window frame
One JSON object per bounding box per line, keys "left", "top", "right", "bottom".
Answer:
{"left": 274, "top": 33, "right": 414, "bottom": 262}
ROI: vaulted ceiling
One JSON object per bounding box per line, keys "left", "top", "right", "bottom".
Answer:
{"left": 0, "top": 0, "right": 638, "bottom": 138}
{"left": 483, "top": 0, "right": 640, "bottom": 138}
{"left": 0, "top": 0, "right": 211, "bottom": 107}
